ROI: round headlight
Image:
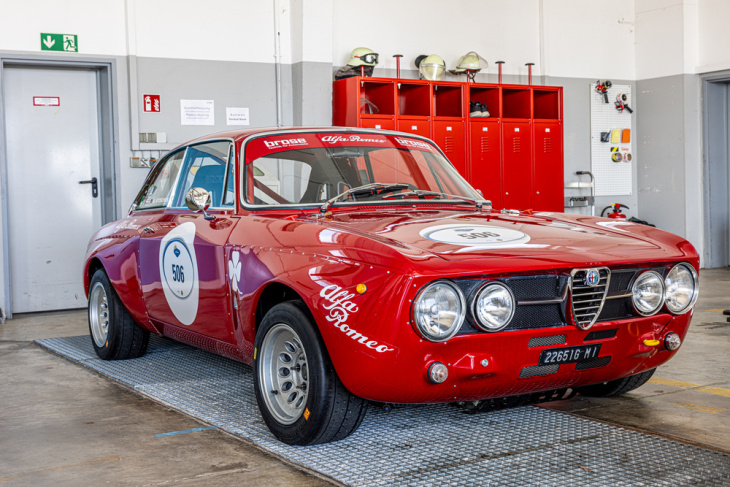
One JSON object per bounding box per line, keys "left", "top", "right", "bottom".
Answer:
{"left": 632, "top": 270, "right": 665, "bottom": 316}
{"left": 664, "top": 263, "right": 699, "bottom": 314}
{"left": 473, "top": 282, "right": 515, "bottom": 331}
{"left": 412, "top": 281, "right": 465, "bottom": 342}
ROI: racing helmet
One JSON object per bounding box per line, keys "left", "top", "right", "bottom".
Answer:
{"left": 417, "top": 54, "right": 446, "bottom": 81}
{"left": 454, "top": 51, "right": 487, "bottom": 73}
{"left": 348, "top": 47, "right": 379, "bottom": 67}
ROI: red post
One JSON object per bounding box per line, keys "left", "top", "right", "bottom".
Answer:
{"left": 393, "top": 54, "right": 403, "bottom": 79}
{"left": 496, "top": 61, "right": 505, "bottom": 84}
{"left": 360, "top": 65, "right": 364, "bottom": 77}
{"left": 526, "top": 62, "right": 535, "bottom": 85}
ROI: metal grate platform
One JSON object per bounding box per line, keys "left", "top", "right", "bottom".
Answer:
{"left": 36, "top": 336, "right": 730, "bottom": 486}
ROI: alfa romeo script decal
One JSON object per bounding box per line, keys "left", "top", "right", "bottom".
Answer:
{"left": 159, "top": 222, "right": 199, "bottom": 325}
{"left": 420, "top": 224, "right": 530, "bottom": 248}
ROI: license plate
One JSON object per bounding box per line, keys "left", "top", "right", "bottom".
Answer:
{"left": 539, "top": 344, "right": 602, "bottom": 366}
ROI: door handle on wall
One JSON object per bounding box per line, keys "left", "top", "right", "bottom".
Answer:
{"left": 79, "top": 177, "right": 98, "bottom": 198}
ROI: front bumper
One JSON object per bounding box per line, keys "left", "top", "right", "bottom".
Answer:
{"left": 339, "top": 312, "right": 691, "bottom": 403}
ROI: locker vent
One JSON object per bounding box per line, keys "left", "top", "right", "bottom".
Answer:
{"left": 444, "top": 137, "right": 454, "bottom": 153}
{"left": 480, "top": 137, "right": 490, "bottom": 153}
{"left": 513, "top": 137, "right": 521, "bottom": 153}
{"left": 543, "top": 138, "right": 552, "bottom": 153}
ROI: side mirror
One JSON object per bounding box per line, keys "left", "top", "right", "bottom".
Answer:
{"left": 185, "top": 187, "right": 214, "bottom": 220}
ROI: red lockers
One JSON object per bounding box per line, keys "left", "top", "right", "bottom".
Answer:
{"left": 333, "top": 76, "right": 564, "bottom": 212}
{"left": 469, "top": 120, "right": 501, "bottom": 208}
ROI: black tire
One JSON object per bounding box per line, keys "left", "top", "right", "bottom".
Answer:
{"left": 253, "top": 301, "right": 367, "bottom": 445}
{"left": 88, "top": 269, "right": 150, "bottom": 360}
{"left": 576, "top": 368, "right": 656, "bottom": 397}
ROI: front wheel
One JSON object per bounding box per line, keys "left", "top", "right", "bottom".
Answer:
{"left": 88, "top": 269, "right": 149, "bottom": 360}
{"left": 576, "top": 368, "right": 656, "bottom": 397}
{"left": 253, "top": 301, "right": 367, "bottom": 445}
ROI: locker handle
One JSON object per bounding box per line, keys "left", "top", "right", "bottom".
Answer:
{"left": 79, "top": 177, "right": 98, "bottom": 198}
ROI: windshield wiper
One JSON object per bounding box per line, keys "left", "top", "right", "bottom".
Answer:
{"left": 319, "top": 182, "right": 410, "bottom": 214}
{"left": 382, "top": 190, "right": 491, "bottom": 210}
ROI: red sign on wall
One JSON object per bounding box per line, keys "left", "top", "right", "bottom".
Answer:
{"left": 33, "top": 96, "right": 60, "bottom": 106}
{"left": 143, "top": 94, "right": 161, "bottom": 112}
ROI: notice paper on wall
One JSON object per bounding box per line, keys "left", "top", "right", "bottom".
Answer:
{"left": 181, "top": 99, "right": 215, "bottom": 125}
{"left": 226, "top": 107, "right": 250, "bottom": 126}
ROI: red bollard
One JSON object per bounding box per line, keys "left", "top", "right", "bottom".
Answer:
{"left": 393, "top": 54, "right": 403, "bottom": 79}
{"left": 496, "top": 61, "right": 505, "bottom": 84}
{"left": 526, "top": 62, "right": 535, "bottom": 85}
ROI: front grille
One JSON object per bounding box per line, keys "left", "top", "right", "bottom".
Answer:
{"left": 528, "top": 335, "right": 566, "bottom": 347}
{"left": 519, "top": 364, "right": 559, "bottom": 378}
{"left": 585, "top": 329, "right": 617, "bottom": 341}
{"left": 570, "top": 268, "right": 610, "bottom": 329}
{"left": 575, "top": 356, "right": 611, "bottom": 370}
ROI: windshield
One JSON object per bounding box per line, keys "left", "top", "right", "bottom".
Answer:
{"left": 243, "top": 132, "right": 481, "bottom": 207}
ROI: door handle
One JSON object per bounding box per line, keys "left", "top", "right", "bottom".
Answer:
{"left": 79, "top": 177, "right": 98, "bottom": 198}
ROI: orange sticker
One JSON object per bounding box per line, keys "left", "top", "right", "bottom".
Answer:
{"left": 303, "top": 408, "right": 311, "bottom": 420}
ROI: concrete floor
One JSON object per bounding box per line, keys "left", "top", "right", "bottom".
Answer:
{"left": 1, "top": 268, "right": 729, "bottom": 485}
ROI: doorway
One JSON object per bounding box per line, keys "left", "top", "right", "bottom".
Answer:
{"left": 1, "top": 60, "right": 117, "bottom": 315}
{"left": 703, "top": 78, "right": 730, "bottom": 269}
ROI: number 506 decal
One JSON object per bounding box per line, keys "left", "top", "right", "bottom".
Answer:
{"left": 159, "top": 222, "right": 199, "bottom": 325}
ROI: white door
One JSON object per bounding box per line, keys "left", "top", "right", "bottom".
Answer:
{"left": 4, "top": 66, "right": 103, "bottom": 312}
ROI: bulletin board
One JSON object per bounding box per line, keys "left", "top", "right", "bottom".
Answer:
{"left": 590, "top": 83, "right": 633, "bottom": 196}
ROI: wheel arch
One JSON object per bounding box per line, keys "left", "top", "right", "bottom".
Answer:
{"left": 85, "top": 257, "right": 105, "bottom": 295}
{"left": 254, "top": 282, "right": 314, "bottom": 335}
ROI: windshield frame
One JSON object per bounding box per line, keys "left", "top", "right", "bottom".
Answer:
{"left": 238, "top": 128, "right": 483, "bottom": 211}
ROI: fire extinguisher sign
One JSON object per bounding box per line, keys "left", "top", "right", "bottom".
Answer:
{"left": 143, "top": 95, "right": 161, "bottom": 113}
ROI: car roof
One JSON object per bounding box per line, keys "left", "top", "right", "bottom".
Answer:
{"left": 178, "top": 126, "right": 423, "bottom": 149}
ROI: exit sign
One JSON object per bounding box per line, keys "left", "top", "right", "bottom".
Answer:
{"left": 40, "top": 33, "right": 78, "bottom": 52}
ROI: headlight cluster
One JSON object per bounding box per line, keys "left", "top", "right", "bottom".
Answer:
{"left": 412, "top": 280, "right": 516, "bottom": 342}
{"left": 631, "top": 263, "right": 698, "bottom": 316}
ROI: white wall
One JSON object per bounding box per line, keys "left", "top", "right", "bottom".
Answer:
{"left": 332, "top": 0, "right": 636, "bottom": 80}
{"left": 697, "top": 0, "right": 730, "bottom": 72}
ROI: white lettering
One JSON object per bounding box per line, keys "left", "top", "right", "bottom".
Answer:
{"left": 321, "top": 135, "right": 387, "bottom": 144}
{"left": 394, "top": 137, "right": 434, "bottom": 150}
{"left": 318, "top": 283, "right": 394, "bottom": 353}
{"left": 264, "top": 138, "right": 308, "bottom": 149}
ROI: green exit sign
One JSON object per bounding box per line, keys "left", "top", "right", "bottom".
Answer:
{"left": 40, "top": 33, "right": 78, "bottom": 52}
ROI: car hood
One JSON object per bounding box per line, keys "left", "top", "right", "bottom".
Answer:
{"left": 313, "top": 209, "right": 678, "bottom": 265}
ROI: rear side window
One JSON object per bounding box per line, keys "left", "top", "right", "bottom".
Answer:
{"left": 133, "top": 150, "right": 186, "bottom": 210}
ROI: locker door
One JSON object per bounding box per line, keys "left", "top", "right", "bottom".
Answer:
{"left": 360, "top": 118, "right": 395, "bottom": 131}
{"left": 502, "top": 121, "right": 533, "bottom": 209}
{"left": 533, "top": 122, "right": 564, "bottom": 212}
{"left": 433, "top": 121, "right": 466, "bottom": 177}
{"left": 396, "top": 118, "right": 430, "bottom": 138}
{"left": 469, "top": 121, "right": 502, "bottom": 209}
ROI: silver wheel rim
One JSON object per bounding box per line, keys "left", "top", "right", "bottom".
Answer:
{"left": 89, "top": 282, "right": 110, "bottom": 348}
{"left": 258, "top": 323, "right": 309, "bottom": 425}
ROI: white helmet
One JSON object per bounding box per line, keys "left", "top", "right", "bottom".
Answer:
{"left": 450, "top": 51, "right": 487, "bottom": 79}
{"left": 416, "top": 54, "right": 445, "bottom": 81}
{"left": 348, "top": 47, "right": 379, "bottom": 67}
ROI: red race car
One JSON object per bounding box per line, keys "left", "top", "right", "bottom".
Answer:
{"left": 83, "top": 128, "right": 699, "bottom": 445}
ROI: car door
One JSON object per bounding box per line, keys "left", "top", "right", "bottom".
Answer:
{"left": 138, "top": 140, "right": 238, "bottom": 343}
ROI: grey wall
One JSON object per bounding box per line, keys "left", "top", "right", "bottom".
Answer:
{"left": 135, "top": 57, "right": 292, "bottom": 147}
{"left": 636, "top": 74, "right": 703, "bottom": 246}
{"left": 292, "top": 61, "right": 333, "bottom": 126}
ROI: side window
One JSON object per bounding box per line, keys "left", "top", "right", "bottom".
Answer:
{"left": 133, "top": 150, "right": 186, "bottom": 210}
{"left": 172, "top": 141, "right": 232, "bottom": 208}
{"left": 222, "top": 144, "right": 235, "bottom": 206}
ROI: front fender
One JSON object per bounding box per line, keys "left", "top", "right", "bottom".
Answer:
{"left": 83, "top": 234, "right": 152, "bottom": 331}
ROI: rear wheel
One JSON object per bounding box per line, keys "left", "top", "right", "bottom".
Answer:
{"left": 88, "top": 269, "right": 149, "bottom": 360}
{"left": 576, "top": 368, "right": 656, "bottom": 397}
{"left": 253, "top": 301, "right": 367, "bottom": 445}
